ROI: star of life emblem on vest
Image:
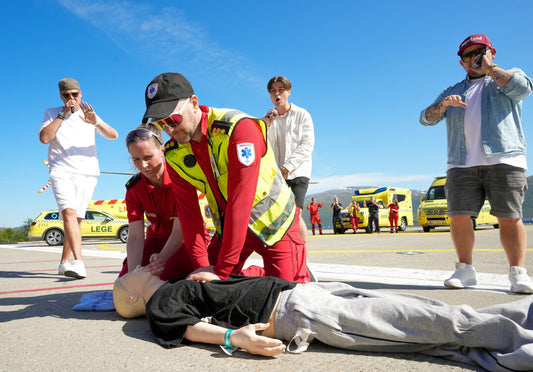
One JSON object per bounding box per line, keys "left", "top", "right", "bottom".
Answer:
{"left": 236, "top": 142, "right": 255, "bottom": 166}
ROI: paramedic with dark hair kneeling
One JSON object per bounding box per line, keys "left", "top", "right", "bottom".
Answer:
{"left": 142, "top": 72, "right": 309, "bottom": 283}
{"left": 114, "top": 267, "right": 533, "bottom": 371}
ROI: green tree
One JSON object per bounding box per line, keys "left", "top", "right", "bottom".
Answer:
{"left": 0, "top": 218, "right": 32, "bottom": 243}
{"left": 21, "top": 218, "right": 33, "bottom": 236}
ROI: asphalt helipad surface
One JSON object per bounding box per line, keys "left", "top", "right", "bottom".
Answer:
{"left": 1, "top": 226, "right": 533, "bottom": 371}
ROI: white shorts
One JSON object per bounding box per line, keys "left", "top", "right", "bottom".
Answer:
{"left": 50, "top": 170, "right": 98, "bottom": 219}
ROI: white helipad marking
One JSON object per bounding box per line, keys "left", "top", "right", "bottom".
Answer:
{"left": 244, "top": 259, "right": 510, "bottom": 291}
{"left": 3, "top": 245, "right": 509, "bottom": 290}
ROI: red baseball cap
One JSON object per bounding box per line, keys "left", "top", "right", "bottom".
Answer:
{"left": 457, "top": 34, "right": 492, "bottom": 56}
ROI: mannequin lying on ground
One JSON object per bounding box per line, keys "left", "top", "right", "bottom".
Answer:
{"left": 114, "top": 266, "right": 533, "bottom": 371}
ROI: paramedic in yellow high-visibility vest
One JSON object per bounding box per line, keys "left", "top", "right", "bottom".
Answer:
{"left": 142, "top": 73, "right": 310, "bottom": 284}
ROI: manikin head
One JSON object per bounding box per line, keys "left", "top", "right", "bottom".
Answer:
{"left": 113, "top": 267, "right": 150, "bottom": 318}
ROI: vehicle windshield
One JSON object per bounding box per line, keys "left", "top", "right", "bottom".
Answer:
{"left": 355, "top": 200, "right": 384, "bottom": 208}
{"left": 425, "top": 185, "right": 446, "bottom": 201}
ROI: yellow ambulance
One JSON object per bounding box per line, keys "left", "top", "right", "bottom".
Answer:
{"left": 417, "top": 176, "right": 499, "bottom": 232}
{"left": 336, "top": 187, "right": 414, "bottom": 233}
{"left": 88, "top": 191, "right": 215, "bottom": 232}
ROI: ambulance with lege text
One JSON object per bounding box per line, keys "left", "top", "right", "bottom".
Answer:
{"left": 417, "top": 176, "right": 499, "bottom": 232}
{"left": 335, "top": 187, "right": 414, "bottom": 233}
{"left": 88, "top": 191, "right": 215, "bottom": 232}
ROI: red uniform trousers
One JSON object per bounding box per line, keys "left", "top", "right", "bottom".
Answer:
{"left": 207, "top": 209, "right": 309, "bottom": 283}
{"left": 310, "top": 213, "right": 321, "bottom": 225}
{"left": 389, "top": 213, "right": 399, "bottom": 232}
{"left": 310, "top": 213, "right": 323, "bottom": 235}
{"left": 350, "top": 216, "right": 360, "bottom": 232}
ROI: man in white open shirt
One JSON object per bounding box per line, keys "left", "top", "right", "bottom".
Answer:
{"left": 264, "top": 76, "right": 314, "bottom": 241}
{"left": 39, "top": 78, "right": 118, "bottom": 279}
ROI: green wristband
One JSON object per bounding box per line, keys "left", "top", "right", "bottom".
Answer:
{"left": 57, "top": 112, "right": 66, "bottom": 120}
{"left": 224, "top": 329, "right": 233, "bottom": 349}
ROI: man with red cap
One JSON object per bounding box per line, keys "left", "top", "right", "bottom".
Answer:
{"left": 420, "top": 34, "right": 533, "bottom": 293}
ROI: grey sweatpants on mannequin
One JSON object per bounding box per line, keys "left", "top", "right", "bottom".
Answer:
{"left": 274, "top": 282, "right": 533, "bottom": 371}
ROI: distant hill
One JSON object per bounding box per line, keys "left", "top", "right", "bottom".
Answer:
{"left": 304, "top": 176, "right": 533, "bottom": 229}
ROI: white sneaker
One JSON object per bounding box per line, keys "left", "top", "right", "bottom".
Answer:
{"left": 509, "top": 266, "right": 533, "bottom": 294}
{"left": 64, "top": 260, "right": 87, "bottom": 279}
{"left": 444, "top": 262, "right": 477, "bottom": 288}
{"left": 58, "top": 261, "right": 72, "bottom": 275}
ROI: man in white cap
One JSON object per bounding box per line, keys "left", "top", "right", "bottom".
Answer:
{"left": 39, "top": 77, "right": 118, "bottom": 279}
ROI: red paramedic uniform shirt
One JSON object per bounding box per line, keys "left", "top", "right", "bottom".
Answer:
{"left": 307, "top": 203, "right": 322, "bottom": 215}
{"left": 126, "top": 165, "right": 179, "bottom": 240}
{"left": 167, "top": 106, "right": 265, "bottom": 278}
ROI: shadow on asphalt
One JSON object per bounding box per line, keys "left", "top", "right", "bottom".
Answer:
{"left": 306, "top": 341, "right": 484, "bottom": 371}
{"left": 0, "top": 290, "right": 118, "bottom": 323}
{"left": 121, "top": 322, "right": 483, "bottom": 370}
{"left": 0, "top": 270, "right": 101, "bottom": 281}
{"left": 338, "top": 280, "right": 514, "bottom": 296}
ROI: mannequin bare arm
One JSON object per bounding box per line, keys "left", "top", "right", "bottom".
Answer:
{"left": 184, "top": 322, "right": 286, "bottom": 356}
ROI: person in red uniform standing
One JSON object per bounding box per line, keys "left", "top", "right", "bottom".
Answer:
{"left": 348, "top": 200, "right": 360, "bottom": 234}
{"left": 306, "top": 198, "right": 323, "bottom": 235}
{"left": 388, "top": 198, "right": 400, "bottom": 233}
{"left": 142, "top": 73, "right": 309, "bottom": 284}
{"left": 119, "top": 124, "right": 195, "bottom": 281}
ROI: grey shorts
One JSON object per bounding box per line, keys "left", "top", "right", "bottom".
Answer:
{"left": 445, "top": 164, "right": 527, "bottom": 219}
{"left": 286, "top": 177, "right": 309, "bottom": 209}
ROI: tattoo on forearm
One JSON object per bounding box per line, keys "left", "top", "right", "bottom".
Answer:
{"left": 491, "top": 68, "right": 512, "bottom": 86}
{"left": 425, "top": 101, "right": 445, "bottom": 123}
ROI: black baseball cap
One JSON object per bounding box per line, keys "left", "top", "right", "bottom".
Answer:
{"left": 142, "top": 72, "right": 194, "bottom": 123}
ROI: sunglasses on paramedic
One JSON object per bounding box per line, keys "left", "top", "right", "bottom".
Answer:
{"left": 125, "top": 128, "right": 163, "bottom": 146}
{"left": 150, "top": 98, "right": 190, "bottom": 131}
{"left": 461, "top": 46, "right": 490, "bottom": 63}
{"left": 62, "top": 92, "right": 79, "bottom": 99}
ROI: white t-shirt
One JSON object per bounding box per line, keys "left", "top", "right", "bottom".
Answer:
{"left": 267, "top": 103, "right": 315, "bottom": 179}
{"left": 450, "top": 78, "right": 526, "bottom": 170}
{"left": 40, "top": 107, "right": 107, "bottom": 176}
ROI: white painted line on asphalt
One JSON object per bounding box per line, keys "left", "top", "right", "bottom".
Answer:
{"left": 0, "top": 244, "right": 126, "bottom": 259}
{"left": 244, "top": 259, "right": 510, "bottom": 290}
{"left": 3, "top": 244, "right": 509, "bottom": 290}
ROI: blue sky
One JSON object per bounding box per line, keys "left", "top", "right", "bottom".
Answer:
{"left": 2, "top": 0, "right": 533, "bottom": 227}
